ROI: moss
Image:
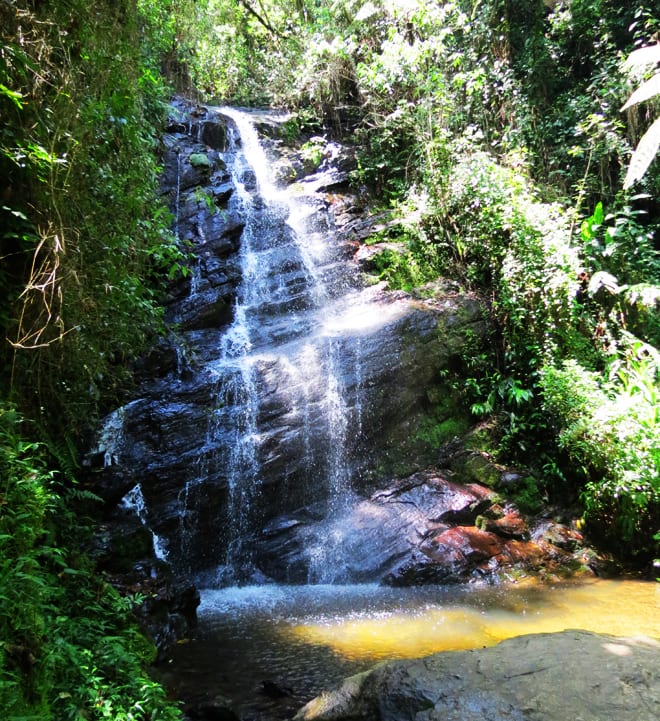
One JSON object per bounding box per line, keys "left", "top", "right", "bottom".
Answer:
{"left": 510, "top": 476, "right": 544, "bottom": 514}
{"left": 461, "top": 452, "right": 502, "bottom": 488}
{"left": 462, "top": 421, "right": 501, "bottom": 456}
{"left": 189, "top": 152, "right": 211, "bottom": 169}
{"left": 417, "top": 416, "right": 470, "bottom": 447}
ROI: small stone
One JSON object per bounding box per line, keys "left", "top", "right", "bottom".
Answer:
{"left": 499, "top": 471, "right": 523, "bottom": 488}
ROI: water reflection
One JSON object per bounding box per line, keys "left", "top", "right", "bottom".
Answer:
{"left": 164, "top": 580, "right": 659, "bottom": 719}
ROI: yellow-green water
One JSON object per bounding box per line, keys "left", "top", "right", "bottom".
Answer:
{"left": 285, "top": 579, "right": 659, "bottom": 660}
{"left": 165, "top": 579, "right": 659, "bottom": 719}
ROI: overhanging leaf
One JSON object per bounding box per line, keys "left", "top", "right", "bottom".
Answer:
{"left": 621, "top": 72, "right": 660, "bottom": 111}
{"left": 623, "top": 43, "right": 660, "bottom": 70}
{"left": 623, "top": 116, "right": 660, "bottom": 189}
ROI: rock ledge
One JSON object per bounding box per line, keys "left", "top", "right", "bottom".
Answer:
{"left": 295, "top": 630, "right": 660, "bottom": 721}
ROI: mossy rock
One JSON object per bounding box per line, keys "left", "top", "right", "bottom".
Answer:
{"left": 460, "top": 451, "right": 502, "bottom": 488}
{"left": 462, "top": 421, "right": 501, "bottom": 455}
{"left": 189, "top": 152, "right": 211, "bottom": 169}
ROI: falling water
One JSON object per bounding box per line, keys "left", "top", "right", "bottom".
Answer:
{"left": 121, "top": 484, "right": 169, "bottom": 562}
{"left": 93, "top": 105, "right": 392, "bottom": 585}
{"left": 174, "top": 149, "right": 181, "bottom": 240}
{"left": 193, "top": 108, "right": 361, "bottom": 584}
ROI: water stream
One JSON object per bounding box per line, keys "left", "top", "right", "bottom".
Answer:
{"left": 162, "top": 579, "right": 660, "bottom": 720}
{"left": 177, "top": 108, "right": 374, "bottom": 585}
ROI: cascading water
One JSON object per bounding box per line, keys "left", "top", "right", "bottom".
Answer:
{"left": 121, "top": 484, "right": 169, "bottom": 562}
{"left": 173, "top": 149, "right": 181, "bottom": 240}
{"left": 184, "top": 108, "right": 363, "bottom": 585}
{"left": 93, "top": 101, "right": 456, "bottom": 588}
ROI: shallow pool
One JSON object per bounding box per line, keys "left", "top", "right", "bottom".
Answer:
{"left": 162, "top": 579, "right": 659, "bottom": 719}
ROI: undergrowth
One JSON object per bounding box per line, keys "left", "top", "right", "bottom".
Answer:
{"left": 0, "top": 406, "right": 181, "bottom": 720}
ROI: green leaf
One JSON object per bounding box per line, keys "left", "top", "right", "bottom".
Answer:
{"left": 0, "top": 83, "right": 24, "bottom": 109}
{"left": 593, "top": 201, "right": 604, "bottom": 225}
{"left": 623, "top": 116, "right": 660, "bottom": 189}
{"left": 621, "top": 73, "right": 660, "bottom": 111}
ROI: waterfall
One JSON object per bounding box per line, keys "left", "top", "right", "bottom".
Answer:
{"left": 91, "top": 102, "right": 450, "bottom": 588}
{"left": 174, "top": 149, "right": 181, "bottom": 240}
{"left": 121, "top": 484, "right": 169, "bottom": 562}
{"left": 195, "top": 108, "right": 361, "bottom": 585}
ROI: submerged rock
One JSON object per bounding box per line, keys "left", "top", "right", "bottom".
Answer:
{"left": 294, "top": 631, "right": 660, "bottom": 721}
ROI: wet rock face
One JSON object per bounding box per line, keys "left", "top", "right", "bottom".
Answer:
{"left": 254, "top": 470, "right": 587, "bottom": 585}
{"left": 88, "top": 99, "right": 493, "bottom": 585}
{"left": 294, "top": 631, "right": 660, "bottom": 721}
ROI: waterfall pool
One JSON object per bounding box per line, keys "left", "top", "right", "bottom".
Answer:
{"left": 161, "top": 578, "right": 659, "bottom": 719}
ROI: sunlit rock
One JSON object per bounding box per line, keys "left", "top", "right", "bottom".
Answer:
{"left": 294, "top": 631, "right": 660, "bottom": 721}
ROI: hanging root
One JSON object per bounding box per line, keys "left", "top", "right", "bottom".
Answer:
{"left": 8, "top": 222, "right": 75, "bottom": 350}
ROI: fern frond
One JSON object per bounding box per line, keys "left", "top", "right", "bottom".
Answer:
{"left": 66, "top": 487, "right": 103, "bottom": 504}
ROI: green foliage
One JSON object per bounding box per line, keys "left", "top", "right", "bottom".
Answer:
{"left": 177, "top": 0, "right": 312, "bottom": 105}
{"left": 1, "top": 3, "right": 189, "bottom": 718}
{"left": 295, "top": 33, "right": 360, "bottom": 132}
{"left": 541, "top": 355, "right": 659, "bottom": 562}
{"left": 370, "top": 245, "right": 436, "bottom": 291}
{"left": 0, "top": 406, "right": 181, "bottom": 720}
{"left": 1, "top": 1, "right": 185, "bottom": 440}
{"left": 581, "top": 200, "right": 660, "bottom": 285}
{"left": 299, "top": 138, "right": 326, "bottom": 171}
{"left": 579, "top": 198, "right": 660, "bottom": 353}
{"left": 429, "top": 151, "right": 583, "bottom": 373}
{"left": 510, "top": 476, "right": 545, "bottom": 516}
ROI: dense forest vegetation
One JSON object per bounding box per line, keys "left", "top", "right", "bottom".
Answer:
{"left": 1, "top": 0, "right": 659, "bottom": 718}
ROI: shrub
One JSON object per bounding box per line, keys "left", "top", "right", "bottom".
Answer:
{"left": 1, "top": 1, "right": 185, "bottom": 442}
{"left": 0, "top": 406, "right": 182, "bottom": 720}
{"left": 541, "top": 355, "right": 659, "bottom": 562}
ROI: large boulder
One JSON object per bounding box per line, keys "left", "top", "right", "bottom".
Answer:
{"left": 253, "top": 469, "right": 588, "bottom": 585}
{"left": 295, "top": 630, "right": 660, "bottom": 721}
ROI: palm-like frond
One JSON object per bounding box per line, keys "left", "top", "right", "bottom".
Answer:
{"left": 621, "top": 73, "right": 660, "bottom": 111}
{"left": 623, "top": 116, "right": 660, "bottom": 189}
{"left": 623, "top": 42, "right": 660, "bottom": 70}
{"left": 621, "top": 43, "right": 660, "bottom": 188}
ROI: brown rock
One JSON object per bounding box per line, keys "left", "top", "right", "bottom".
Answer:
{"left": 480, "top": 511, "right": 528, "bottom": 539}
{"left": 421, "top": 526, "right": 504, "bottom": 564}
{"left": 501, "top": 539, "right": 546, "bottom": 564}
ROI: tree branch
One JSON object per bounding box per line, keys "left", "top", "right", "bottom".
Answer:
{"left": 236, "top": 0, "right": 285, "bottom": 39}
